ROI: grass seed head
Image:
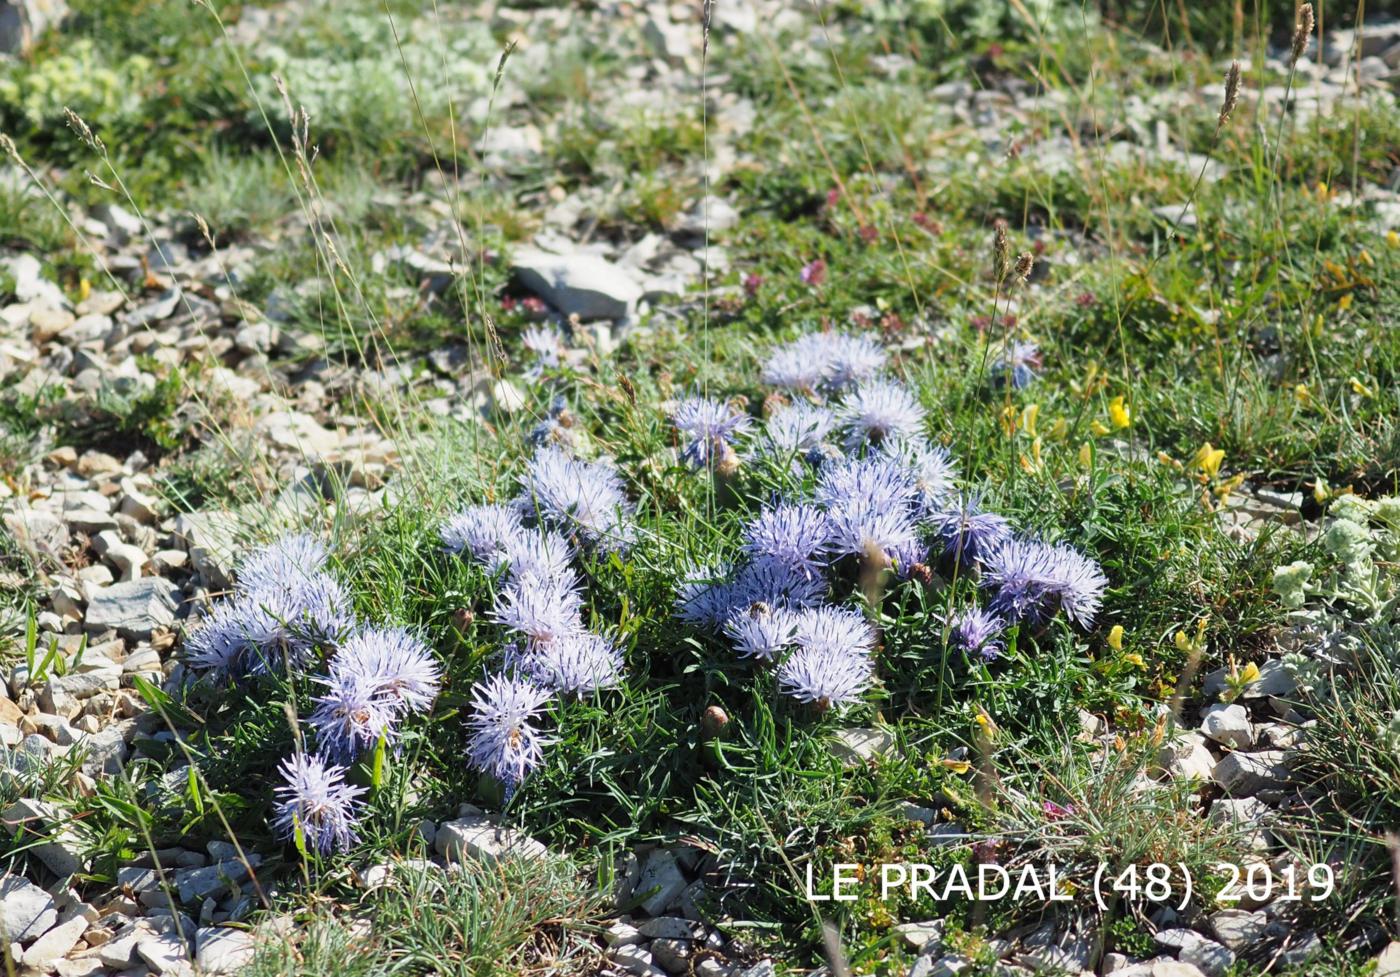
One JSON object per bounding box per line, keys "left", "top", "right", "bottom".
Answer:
{"left": 1291, "top": 3, "right": 1314, "bottom": 65}
{"left": 1219, "top": 61, "right": 1241, "bottom": 126}
{"left": 993, "top": 221, "right": 1012, "bottom": 283}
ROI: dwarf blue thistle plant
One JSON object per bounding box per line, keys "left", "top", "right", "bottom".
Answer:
{"left": 328, "top": 626, "right": 441, "bottom": 715}
{"left": 508, "top": 632, "right": 624, "bottom": 695}
{"left": 793, "top": 605, "right": 878, "bottom": 656}
{"left": 836, "top": 379, "right": 926, "bottom": 448}
{"left": 982, "top": 538, "right": 1107, "bottom": 628}
{"left": 672, "top": 396, "right": 751, "bottom": 469}
{"left": 825, "top": 503, "right": 923, "bottom": 567}
{"left": 929, "top": 498, "right": 1014, "bottom": 568}
{"left": 761, "top": 332, "right": 886, "bottom": 393}
{"left": 271, "top": 753, "right": 366, "bottom": 855}
{"left": 723, "top": 603, "right": 800, "bottom": 660}
{"left": 184, "top": 534, "right": 355, "bottom": 679}
{"left": 439, "top": 503, "right": 524, "bottom": 566}
{"left": 991, "top": 340, "right": 1042, "bottom": 390}
{"left": 491, "top": 573, "right": 585, "bottom": 650}
{"left": 951, "top": 607, "right": 1007, "bottom": 660}
{"left": 674, "top": 564, "right": 740, "bottom": 628}
{"left": 500, "top": 527, "right": 576, "bottom": 585}
{"left": 881, "top": 438, "right": 958, "bottom": 516}
{"left": 517, "top": 446, "right": 635, "bottom": 552}
{"left": 464, "top": 674, "right": 554, "bottom": 798}
{"left": 743, "top": 504, "right": 833, "bottom": 579}
{"left": 308, "top": 671, "right": 399, "bottom": 763}
{"left": 777, "top": 646, "right": 873, "bottom": 710}
{"left": 238, "top": 533, "right": 331, "bottom": 593}
{"left": 521, "top": 324, "right": 562, "bottom": 374}
{"left": 753, "top": 402, "right": 836, "bottom": 463}
{"left": 815, "top": 455, "right": 920, "bottom": 514}
{"left": 732, "top": 558, "right": 829, "bottom": 612}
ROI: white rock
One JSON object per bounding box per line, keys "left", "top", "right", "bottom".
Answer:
{"left": 21, "top": 913, "right": 87, "bottom": 969}
{"left": 94, "top": 202, "right": 142, "bottom": 243}
{"left": 604, "top": 922, "right": 644, "bottom": 947}
{"left": 1155, "top": 731, "right": 1216, "bottom": 781}
{"left": 608, "top": 943, "right": 666, "bottom": 977}
{"left": 3, "top": 505, "right": 69, "bottom": 559}
{"left": 831, "top": 727, "right": 895, "bottom": 765}
{"left": 2, "top": 798, "right": 88, "bottom": 876}
{"left": 638, "top": 917, "right": 705, "bottom": 940}
{"left": 1202, "top": 659, "right": 1294, "bottom": 699}
{"left": 1212, "top": 750, "right": 1290, "bottom": 795}
{"left": 258, "top": 411, "right": 341, "bottom": 457}
{"left": 0, "top": 872, "right": 58, "bottom": 942}
{"left": 634, "top": 849, "right": 688, "bottom": 916}
{"left": 510, "top": 248, "right": 643, "bottom": 320}
{"left": 175, "top": 858, "right": 258, "bottom": 904}
{"left": 893, "top": 919, "right": 944, "bottom": 950}
{"left": 195, "top": 927, "right": 257, "bottom": 974}
{"left": 434, "top": 816, "right": 547, "bottom": 865}
{"left": 1199, "top": 703, "right": 1253, "bottom": 749}
{"left": 1154, "top": 928, "right": 1234, "bottom": 976}
{"left": 137, "top": 931, "right": 194, "bottom": 976}
{"left": 651, "top": 937, "right": 692, "bottom": 975}
{"left": 1209, "top": 909, "right": 1268, "bottom": 951}
{"left": 1375, "top": 941, "right": 1400, "bottom": 977}
{"left": 84, "top": 578, "right": 179, "bottom": 639}
{"left": 172, "top": 510, "right": 241, "bottom": 590}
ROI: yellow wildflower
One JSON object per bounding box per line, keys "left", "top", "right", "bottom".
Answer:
{"left": 1090, "top": 420, "right": 1110, "bottom": 437}
{"left": 1107, "top": 625, "right": 1124, "bottom": 651}
{"left": 1079, "top": 441, "right": 1093, "bottom": 469}
{"left": 1022, "top": 403, "right": 1039, "bottom": 437}
{"left": 1108, "top": 395, "right": 1131, "bottom": 429}
{"left": 1191, "top": 443, "right": 1225, "bottom": 479}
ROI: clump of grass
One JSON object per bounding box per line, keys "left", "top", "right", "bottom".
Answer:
{"left": 242, "top": 857, "right": 608, "bottom": 977}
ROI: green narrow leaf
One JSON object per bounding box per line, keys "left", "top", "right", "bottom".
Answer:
{"left": 371, "top": 734, "right": 387, "bottom": 791}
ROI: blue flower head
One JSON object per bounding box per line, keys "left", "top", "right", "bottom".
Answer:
{"left": 950, "top": 607, "right": 1007, "bottom": 661}
{"left": 880, "top": 438, "right": 958, "bottom": 516}
{"left": 308, "top": 671, "right": 399, "bottom": 764}
{"left": 826, "top": 502, "right": 922, "bottom": 567}
{"left": 982, "top": 537, "right": 1106, "bottom": 628}
{"left": 743, "top": 504, "right": 833, "bottom": 579}
{"left": 329, "top": 626, "right": 441, "bottom": 715}
{"left": 793, "top": 605, "right": 877, "bottom": 656}
{"left": 491, "top": 572, "right": 584, "bottom": 650}
{"left": 837, "top": 379, "right": 926, "bottom": 449}
{"left": 272, "top": 753, "right": 366, "bottom": 855}
{"left": 762, "top": 332, "right": 886, "bottom": 394}
{"left": 522, "top": 325, "right": 562, "bottom": 373}
{"left": 509, "top": 632, "right": 624, "bottom": 695}
{"left": 733, "top": 557, "right": 829, "bottom": 611}
{"left": 188, "top": 547, "right": 355, "bottom": 679}
{"left": 674, "top": 563, "right": 738, "bottom": 629}
{"left": 440, "top": 504, "right": 525, "bottom": 566}
{"left": 517, "top": 446, "right": 635, "bottom": 553}
{"left": 815, "top": 456, "right": 920, "bottom": 515}
{"left": 991, "top": 341, "right": 1041, "bottom": 390}
{"left": 754, "top": 402, "right": 836, "bottom": 464}
{"left": 672, "top": 396, "right": 751, "bottom": 469}
{"left": 723, "top": 603, "right": 800, "bottom": 660}
{"left": 501, "top": 527, "right": 576, "bottom": 586}
{"left": 930, "top": 498, "right": 1013, "bottom": 568}
{"left": 777, "top": 646, "right": 873, "bottom": 710}
{"left": 238, "top": 534, "right": 330, "bottom": 594}
{"left": 465, "top": 673, "right": 553, "bottom": 798}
